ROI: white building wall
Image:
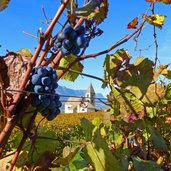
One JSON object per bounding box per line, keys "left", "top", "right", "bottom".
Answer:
{"left": 65, "top": 104, "right": 73, "bottom": 113}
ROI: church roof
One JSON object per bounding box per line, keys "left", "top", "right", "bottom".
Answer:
{"left": 86, "top": 83, "right": 95, "bottom": 94}
{"left": 65, "top": 97, "right": 82, "bottom": 105}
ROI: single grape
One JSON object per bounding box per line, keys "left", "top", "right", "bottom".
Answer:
{"left": 38, "top": 94, "right": 47, "bottom": 100}
{"left": 54, "top": 41, "right": 62, "bottom": 48}
{"left": 41, "top": 98, "right": 51, "bottom": 108}
{"left": 44, "top": 85, "right": 53, "bottom": 92}
{"left": 60, "top": 46, "right": 70, "bottom": 55}
{"left": 62, "top": 39, "right": 73, "bottom": 50}
{"left": 48, "top": 100, "right": 56, "bottom": 109}
{"left": 32, "top": 96, "right": 41, "bottom": 107}
{"left": 54, "top": 94, "right": 60, "bottom": 101}
{"left": 63, "top": 26, "right": 77, "bottom": 40}
{"left": 52, "top": 82, "right": 58, "bottom": 89}
{"left": 46, "top": 66, "right": 53, "bottom": 74}
{"left": 57, "top": 32, "right": 65, "bottom": 42}
{"left": 34, "top": 85, "right": 44, "bottom": 93}
{"left": 37, "top": 67, "right": 48, "bottom": 77}
{"left": 75, "top": 25, "right": 86, "bottom": 36}
{"left": 41, "top": 76, "right": 51, "bottom": 86}
{"left": 31, "top": 74, "right": 41, "bottom": 85}
{"left": 71, "top": 47, "right": 80, "bottom": 55}
{"left": 41, "top": 108, "right": 50, "bottom": 116}
{"left": 46, "top": 113, "right": 56, "bottom": 121}
{"left": 26, "top": 83, "right": 34, "bottom": 92}
{"left": 74, "top": 36, "right": 87, "bottom": 48}
{"left": 55, "top": 100, "right": 62, "bottom": 108}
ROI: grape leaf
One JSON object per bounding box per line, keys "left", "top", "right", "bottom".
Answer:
{"left": 127, "top": 17, "right": 139, "bottom": 29}
{"left": 17, "top": 48, "right": 33, "bottom": 58}
{"left": 144, "top": 14, "right": 166, "bottom": 28}
{"left": 103, "top": 49, "right": 131, "bottom": 87}
{"left": 87, "top": 0, "right": 109, "bottom": 24}
{"left": 63, "top": 0, "right": 109, "bottom": 24}
{"left": 147, "top": 124, "right": 168, "bottom": 151}
{"left": 146, "top": 0, "right": 171, "bottom": 4}
{"left": 0, "top": 0, "right": 10, "bottom": 12}
{"left": 133, "top": 157, "right": 162, "bottom": 171}
{"left": 81, "top": 119, "right": 123, "bottom": 171}
{"left": 56, "top": 54, "right": 83, "bottom": 82}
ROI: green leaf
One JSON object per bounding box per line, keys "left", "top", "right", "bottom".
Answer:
{"left": 0, "top": 0, "right": 10, "bottom": 12}
{"left": 165, "top": 84, "right": 171, "bottom": 100}
{"left": 103, "top": 49, "right": 130, "bottom": 86}
{"left": 28, "top": 128, "right": 59, "bottom": 163}
{"left": 57, "top": 54, "right": 83, "bottom": 82}
{"left": 64, "top": 0, "right": 109, "bottom": 24}
{"left": 147, "top": 124, "right": 168, "bottom": 151}
{"left": 133, "top": 157, "right": 162, "bottom": 171}
{"left": 144, "top": 14, "right": 166, "bottom": 28}
{"left": 82, "top": 128, "right": 123, "bottom": 171}
{"left": 52, "top": 146, "right": 80, "bottom": 166}
{"left": 81, "top": 118, "right": 95, "bottom": 141}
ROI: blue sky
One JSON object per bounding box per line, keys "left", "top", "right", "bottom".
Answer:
{"left": 0, "top": 1, "right": 171, "bottom": 96}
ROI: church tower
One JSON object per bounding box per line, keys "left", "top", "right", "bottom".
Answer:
{"left": 85, "top": 83, "right": 95, "bottom": 106}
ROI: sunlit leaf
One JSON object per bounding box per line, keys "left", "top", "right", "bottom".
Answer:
{"left": 165, "top": 84, "right": 171, "bottom": 100}
{"left": 133, "top": 157, "right": 162, "bottom": 171}
{"left": 144, "top": 14, "right": 166, "bottom": 29}
{"left": 103, "top": 49, "right": 131, "bottom": 87}
{"left": 17, "top": 48, "right": 33, "bottom": 58}
{"left": 56, "top": 54, "right": 83, "bottom": 82}
{"left": 82, "top": 119, "right": 122, "bottom": 171}
{"left": 146, "top": 0, "right": 171, "bottom": 4}
{"left": 0, "top": 0, "right": 10, "bottom": 12}
{"left": 127, "top": 17, "right": 138, "bottom": 29}
{"left": 52, "top": 146, "right": 80, "bottom": 166}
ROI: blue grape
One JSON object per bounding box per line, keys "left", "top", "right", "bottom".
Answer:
{"left": 37, "top": 67, "right": 48, "bottom": 77}
{"left": 74, "top": 36, "right": 87, "bottom": 48}
{"left": 50, "top": 107, "right": 57, "bottom": 113}
{"left": 63, "top": 26, "right": 77, "bottom": 40}
{"left": 56, "top": 108, "right": 61, "bottom": 115}
{"left": 37, "top": 103, "right": 46, "bottom": 111}
{"left": 60, "top": 46, "right": 70, "bottom": 55}
{"left": 57, "top": 32, "right": 65, "bottom": 42}
{"left": 54, "top": 41, "right": 62, "bottom": 48}
{"left": 54, "top": 94, "right": 60, "bottom": 101}
{"left": 56, "top": 101, "right": 62, "bottom": 108}
{"left": 34, "top": 85, "right": 43, "bottom": 93}
{"left": 27, "top": 83, "right": 34, "bottom": 91}
{"left": 41, "top": 108, "right": 50, "bottom": 116}
{"left": 38, "top": 94, "right": 47, "bottom": 100}
{"left": 44, "top": 85, "right": 52, "bottom": 92}
{"left": 75, "top": 25, "right": 86, "bottom": 36}
{"left": 71, "top": 47, "right": 80, "bottom": 55}
{"left": 41, "top": 98, "right": 51, "bottom": 108}
{"left": 46, "top": 113, "right": 56, "bottom": 121}
{"left": 32, "top": 96, "right": 41, "bottom": 107}
{"left": 48, "top": 100, "right": 56, "bottom": 109}
{"left": 31, "top": 74, "right": 41, "bottom": 85}
{"left": 52, "top": 82, "right": 58, "bottom": 89}
{"left": 46, "top": 66, "right": 53, "bottom": 74}
{"left": 62, "top": 39, "right": 73, "bottom": 50}
{"left": 41, "top": 76, "right": 51, "bottom": 85}
{"left": 52, "top": 73, "right": 58, "bottom": 82}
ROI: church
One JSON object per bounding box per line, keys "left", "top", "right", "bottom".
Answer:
{"left": 64, "top": 83, "right": 96, "bottom": 113}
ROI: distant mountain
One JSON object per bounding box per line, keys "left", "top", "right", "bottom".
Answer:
{"left": 56, "top": 85, "right": 108, "bottom": 111}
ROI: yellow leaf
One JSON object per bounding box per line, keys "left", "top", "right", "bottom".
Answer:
{"left": 144, "top": 14, "right": 166, "bottom": 28}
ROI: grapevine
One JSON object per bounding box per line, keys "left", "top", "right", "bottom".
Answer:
{"left": 0, "top": 0, "right": 171, "bottom": 171}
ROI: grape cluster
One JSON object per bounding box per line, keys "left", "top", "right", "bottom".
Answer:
{"left": 53, "top": 25, "right": 88, "bottom": 55}
{"left": 27, "top": 66, "right": 62, "bottom": 121}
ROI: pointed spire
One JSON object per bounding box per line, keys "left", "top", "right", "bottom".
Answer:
{"left": 86, "top": 83, "right": 95, "bottom": 94}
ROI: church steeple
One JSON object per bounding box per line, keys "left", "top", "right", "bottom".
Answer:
{"left": 85, "top": 83, "right": 95, "bottom": 105}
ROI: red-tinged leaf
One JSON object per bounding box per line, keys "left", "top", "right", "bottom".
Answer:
{"left": 127, "top": 17, "right": 138, "bottom": 29}
{"left": 146, "top": 0, "right": 171, "bottom": 4}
